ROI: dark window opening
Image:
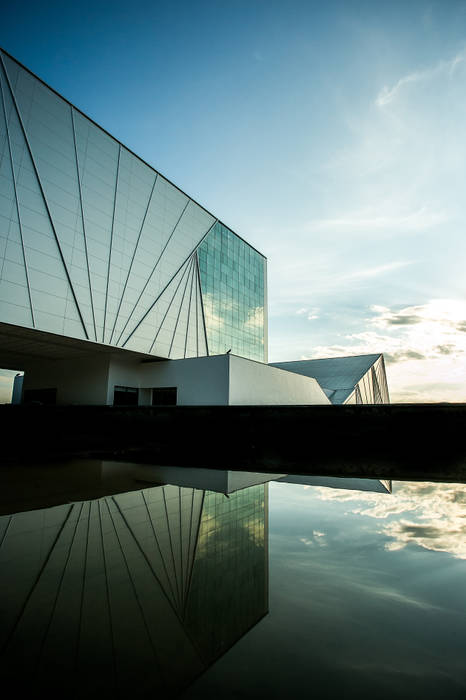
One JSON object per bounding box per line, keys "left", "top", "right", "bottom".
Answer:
{"left": 152, "top": 387, "right": 177, "bottom": 406}
{"left": 23, "top": 388, "right": 57, "bottom": 405}
{"left": 113, "top": 386, "right": 139, "bottom": 406}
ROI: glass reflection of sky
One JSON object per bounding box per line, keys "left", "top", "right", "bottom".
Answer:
{"left": 198, "top": 222, "right": 265, "bottom": 362}
{"left": 185, "top": 480, "right": 466, "bottom": 700}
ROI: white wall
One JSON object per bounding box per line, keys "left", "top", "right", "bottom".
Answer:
{"left": 22, "top": 355, "right": 111, "bottom": 404}
{"left": 138, "top": 354, "right": 229, "bottom": 405}
{"left": 139, "top": 354, "right": 330, "bottom": 406}
{"left": 107, "top": 355, "right": 152, "bottom": 405}
{"left": 229, "top": 355, "right": 330, "bottom": 405}
{"left": 20, "top": 352, "right": 331, "bottom": 406}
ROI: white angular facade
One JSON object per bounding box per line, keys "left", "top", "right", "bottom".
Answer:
{"left": 0, "top": 49, "right": 266, "bottom": 363}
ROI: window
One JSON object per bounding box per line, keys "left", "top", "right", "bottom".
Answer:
{"left": 113, "top": 386, "right": 139, "bottom": 406}
{"left": 152, "top": 387, "right": 177, "bottom": 406}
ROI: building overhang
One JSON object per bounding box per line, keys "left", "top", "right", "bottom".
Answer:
{"left": 0, "top": 322, "right": 164, "bottom": 369}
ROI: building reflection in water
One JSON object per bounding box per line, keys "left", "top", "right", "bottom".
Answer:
{"left": 0, "top": 475, "right": 268, "bottom": 697}
{"left": 0, "top": 463, "right": 389, "bottom": 697}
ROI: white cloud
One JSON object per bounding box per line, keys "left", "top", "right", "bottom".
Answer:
{"left": 299, "top": 530, "right": 327, "bottom": 547}
{"left": 346, "top": 261, "right": 411, "bottom": 280}
{"left": 301, "top": 207, "right": 447, "bottom": 236}
{"left": 375, "top": 49, "right": 466, "bottom": 107}
{"left": 244, "top": 305, "right": 264, "bottom": 329}
{"left": 202, "top": 292, "right": 226, "bottom": 330}
{"left": 370, "top": 299, "right": 466, "bottom": 330}
{"left": 294, "top": 307, "right": 320, "bottom": 320}
{"left": 305, "top": 299, "right": 466, "bottom": 402}
{"left": 264, "top": 45, "right": 466, "bottom": 406}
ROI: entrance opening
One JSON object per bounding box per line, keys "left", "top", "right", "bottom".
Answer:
{"left": 113, "top": 386, "right": 139, "bottom": 406}
{"left": 23, "top": 387, "right": 57, "bottom": 405}
{"left": 152, "top": 387, "right": 177, "bottom": 406}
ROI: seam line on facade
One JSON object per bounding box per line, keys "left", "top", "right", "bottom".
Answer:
{"left": 168, "top": 256, "right": 195, "bottom": 358}
{"left": 70, "top": 106, "right": 98, "bottom": 342}
{"left": 102, "top": 143, "right": 121, "bottom": 343}
{"left": 108, "top": 172, "right": 159, "bottom": 346}
{"left": 0, "top": 48, "right": 267, "bottom": 260}
{"left": 0, "top": 54, "right": 90, "bottom": 340}
{"left": 195, "top": 250, "right": 209, "bottom": 356}
{"left": 194, "top": 264, "right": 199, "bottom": 356}
{"left": 0, "top": 65, "right": 36, "bottom": 328}
{"left": 37, "top": 501, "right": 85, "bottom": 666}
{"left": 182, "top": 491, "right": 205, "bottom": 621}
{"left": 121, "top": 218, "right": 218, "bottom": 349}
{"left": 116, "top": 197, "right": 191, "bottom": 346}
{"left": 184, "top": 490, "right": 195, "bottom": 607}
{"left": 141, "top": 491, "right": 180, "bottom": 612}
{"left": 148, "top": 255, "right": 193, "bottom": 355}
{"left": 97, "top": 500, "right": 117, "bottom": 683}
{"left": 184, "top": 254, "right": 196, "bottom": 358}
{"left": 0, "top": 515, "right": 12, "bottom": 549}
{"left": 0, "top": 503, "right": 74, "bottom": 655}
{"left": 105, "top": 498, "right": 162, "bottom": 671}
{"left": 74, "top": 500, "right": 92, "bottom": 672}
{"left": 178, "top": 490, "right": 184, "bottom": 605}
{"left": 381, "top": 355, "right": 390, "bottom": 402}
{"left": 161, "top": 488, "right": 183, "bottom": 613}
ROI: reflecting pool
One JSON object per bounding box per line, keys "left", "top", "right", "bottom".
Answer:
{"left": 1, "top": 465, "right": 466, "bottom": 699}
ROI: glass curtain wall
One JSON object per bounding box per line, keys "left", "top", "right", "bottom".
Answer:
{"left": 198, "top": 222, "right": 266, "bottom": 362}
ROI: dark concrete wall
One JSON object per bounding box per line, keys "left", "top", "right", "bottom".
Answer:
{"left": 1, "top": 403, "right": 465, "bottom": 481}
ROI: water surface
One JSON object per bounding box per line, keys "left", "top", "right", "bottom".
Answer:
{"left": 1, "top": 466, "right": 465, "bottom": 699}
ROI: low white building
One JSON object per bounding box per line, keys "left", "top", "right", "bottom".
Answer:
{"left": 18, "top": 344, "right": 331, "bottom": 406}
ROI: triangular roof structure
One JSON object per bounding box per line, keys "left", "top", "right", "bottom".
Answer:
{"left": 276, "top": 474, "right": 392, "bottom": 493}
{"left": 270, "top": 353, "right": 386, "bottom": 404}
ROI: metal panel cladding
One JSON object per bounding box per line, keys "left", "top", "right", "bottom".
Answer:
{"left": 0, "top": 50, "right": 267, "bottom": 361}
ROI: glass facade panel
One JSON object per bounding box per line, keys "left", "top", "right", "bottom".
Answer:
{"left": 185, "top": 484, "right": 267, "bottom": 662}
{"left": 198, "top": 222, "right": 266, "bottom": 362}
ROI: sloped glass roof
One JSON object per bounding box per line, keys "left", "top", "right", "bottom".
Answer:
{"left": 270, "top": 354, "right": 382, "bottom": 403}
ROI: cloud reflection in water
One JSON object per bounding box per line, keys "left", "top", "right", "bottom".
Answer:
{"left": 314, "top": 481, "right": 466, "bottom": 559}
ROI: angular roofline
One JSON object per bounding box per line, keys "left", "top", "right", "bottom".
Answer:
{"left": 271, "top": 352, "right": 383, "bottom": 365}
{"left": 0, "top": 46, "right": 267, "bottom": 261}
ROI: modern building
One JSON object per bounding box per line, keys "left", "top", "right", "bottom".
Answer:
{"left": 0, "top": 48, "right": 389, "bottom": 406}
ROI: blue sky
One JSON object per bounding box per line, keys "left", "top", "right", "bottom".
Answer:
{"left": 1, "top": 0, "right": 466, "bottom": 401}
